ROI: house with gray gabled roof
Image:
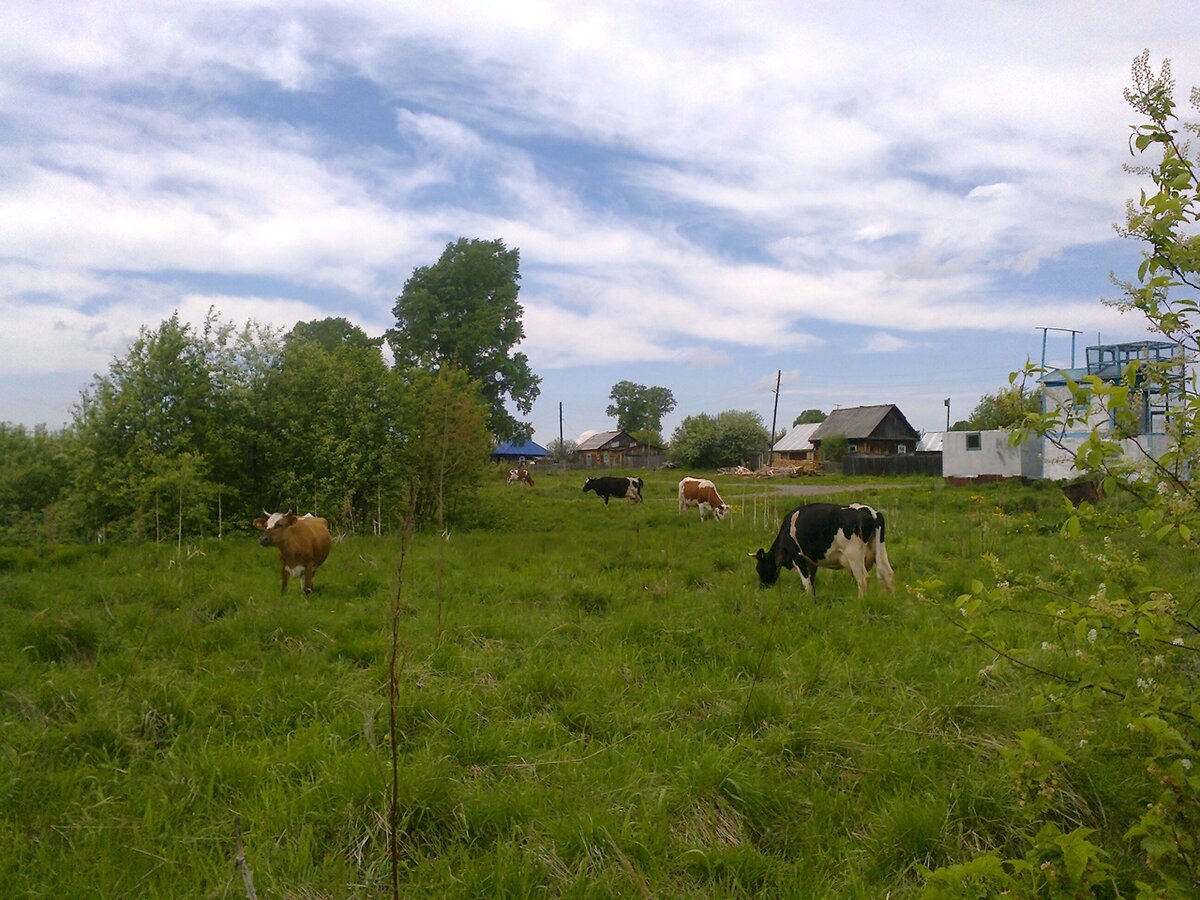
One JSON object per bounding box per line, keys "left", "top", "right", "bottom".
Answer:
{"left": 576, "top": 429, "right": 663, "bottom": 468}
{"left": 810, "top": 404, "right": 920, "bottom": 457}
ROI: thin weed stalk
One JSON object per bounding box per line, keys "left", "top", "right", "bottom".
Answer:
{"left": 388, "top": 482, "right": 418, "bottom": 900}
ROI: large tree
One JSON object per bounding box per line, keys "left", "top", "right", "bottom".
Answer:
{"left": 669, "top": 410, "right": 770, "bottom": 469}
{"left": 606, "top": 381, "right": 677, "bottom": 436}
{"left": 953, "top": 384, "right": 1041, "bottom": 431}
{"left": 387, "top": 238, "right": 541, "bottom": 441}
{"left": 793, "top": 409, "right": 827, "bottom": 426}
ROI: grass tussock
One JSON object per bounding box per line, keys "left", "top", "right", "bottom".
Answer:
{"left": 0, "top": 470, "right": 1185, "bottom": 895}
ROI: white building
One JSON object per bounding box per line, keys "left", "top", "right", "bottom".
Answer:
{"left": 944, "top": 340, "right": 1185, "bottom": 481}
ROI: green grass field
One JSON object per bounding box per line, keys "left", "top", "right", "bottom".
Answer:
{"left": 0, "top": 470, "right": 1171, "bottom": 896}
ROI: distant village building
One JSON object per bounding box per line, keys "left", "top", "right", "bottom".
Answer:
{"left": 810, "top": 404, "right": 920, "bottom": 457}
{"left": 771, "top": 422, "right": 820, "bottom": 464}
{"left": 575, "top": 429, "right": 663, "bottom": 467}
{"left": 943, "top": 340, "right": 1185, "bottom": 482}
{"left": 916, "top": 431, "right": 945, "bottom": 454}
{"left": 492, "top": 439, "right": 549, "bottom": 464}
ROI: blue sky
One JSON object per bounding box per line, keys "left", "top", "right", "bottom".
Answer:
{"left": 2, "top": 2, "right": 1197, "bottom": 445}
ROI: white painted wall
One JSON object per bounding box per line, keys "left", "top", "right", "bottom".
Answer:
{"left": 944, "top": 429, "right": 1171, "bottom": 481}
{"left": 943, "top": 430, "right": 1037, "bottom": 477}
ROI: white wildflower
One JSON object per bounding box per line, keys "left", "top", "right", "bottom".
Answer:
{"left": 1041, "top": 642, "right": 1056, "bottom": 652}
{"left": 1183, "top": 759, "right": 1193, "bottom": 771}
{"left": 1172, "top": 637, "right": 1185, "bottom": 646}
{"left": 1087, "top": 628, "right": 1098, "bottom": 644}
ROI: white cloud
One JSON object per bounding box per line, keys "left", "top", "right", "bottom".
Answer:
{"left": 0, "top": 0, "right": 1195, "bottom": 432}
{"left": 861, "top": 332, "right": 914, "bottom": 354}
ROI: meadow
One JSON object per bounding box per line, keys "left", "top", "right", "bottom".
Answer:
{"left": 0, "top": 470, "right": 1171, "bottom": 897}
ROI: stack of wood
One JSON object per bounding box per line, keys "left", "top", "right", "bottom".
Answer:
{"left": 716, "top": 461, "right": 824, "bottom": 477}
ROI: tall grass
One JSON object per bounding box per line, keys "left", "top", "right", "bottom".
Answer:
{"left": 0, "top": 471, "right": 1177, "bottom": 895}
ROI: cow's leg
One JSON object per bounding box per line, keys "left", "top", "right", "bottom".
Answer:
{"left": 791, "top": 561, "right": 814, "bottom": 595}
{"left": 845, "top": 551, "right": 869, "bottom": 597}
{"left": 280, "top": 562, "right": 290, "bottom": 594}
{"left": 303, "top": 563, "right": 316, "bottom": 595}
{"left": 874, "top": 539, "right": 895, "bottom": 592}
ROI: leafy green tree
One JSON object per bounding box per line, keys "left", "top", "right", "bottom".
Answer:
{"left": 953, "top": 384, "right": 1041, "bottom": 431}
{"left": 0, "top": 423, "right": 74, "bottom": 545}
{"left": 260, "top": 330, "right": 399, "bottom": 531}
{"left": 387, "top": 238, "right": 541, "bottom": 441}
{"left": 669, "top": 410, "right": 770, "bottom": 468}
{"left": 396, "top": 367, "right": 493, "bottom": 527}
{"left": 919, "top": 52, "right": 1200, "bottom": 897}
{"left": 72, "top": 312, "right": 224, "bottom": 538}
{"left": 287, "top": 317, "right": 380, "bottom": 352}
{"left": 606, "top": 381, "right": 677, "bottom": 435}
{"left": 793, "top": 408, "right": 827, "bottom": 425}
{"left": 818, "top": 433, "right": 849, "bottom": 462}
{"left": 545, "top": 438, "right": 578, "bottom": 463}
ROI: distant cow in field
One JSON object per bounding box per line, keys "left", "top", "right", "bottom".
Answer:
{"left": 751, "top": 503, "right": 894, "bottom": 598}
{"left": 507, "top": 468, "right": 534, "bottom": 486}
{"left": 252, "top": 511, "right": 332, "bottom": 595}
{"left": 1062, "top": 478, "right": 1104, "bottom": 508}
{"left": 678, "top": 477, "right": 731, "bottom": 521}
{"left": 582, "top": 476, "right": 644, "bottom": 505}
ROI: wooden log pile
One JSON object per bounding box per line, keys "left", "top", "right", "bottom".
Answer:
{"left": 717, "top": 461, "right": 824, "bottom": 477}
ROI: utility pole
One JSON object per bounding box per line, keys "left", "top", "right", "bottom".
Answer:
{"left": 944, "top": 397, "right": 950, "bottom": 431}
{"left": 559, "top": 401, "right": 564, "bottom": 474}
{"left": 769, "top": 369, "right": 781, "bottom": 467}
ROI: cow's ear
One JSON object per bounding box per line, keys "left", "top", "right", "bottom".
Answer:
{"left": 253, "top": 517, "right": 268, "bottom": 531}
{"left": 280, "top": 514, "right": 298, "bottom": 527}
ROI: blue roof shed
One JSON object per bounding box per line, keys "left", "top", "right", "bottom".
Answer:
{"left": 492, "top": 439, "right": 549, "bottom": 461}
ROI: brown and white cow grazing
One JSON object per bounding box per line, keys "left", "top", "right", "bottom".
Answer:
{"left": 751, "top": 502, "right": 894, "bottom": 598}
{"left": 678, "top": 477, "right": 731, "bottom": 521}
{"left": 507, "top": 468, "right": 534, "bottom": 486}
{"left": 252, "top": 511, "right": 332, "bottom": 595}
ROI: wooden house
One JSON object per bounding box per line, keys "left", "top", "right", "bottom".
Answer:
{"left": 810, "top": 404, "right": 919, "bottom": 457}
{"left": 576, "top": 430, "right": 661, "bottom": 467}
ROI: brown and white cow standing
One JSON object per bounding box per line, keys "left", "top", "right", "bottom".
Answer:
{"left": 507, "top": 468, "right": 534, "bottom": 486}
{"left": 252, "top": 511, "right": 332, "bottom": 595}
{"left": 678, "top": 477, "right": 731, "bottom": 521}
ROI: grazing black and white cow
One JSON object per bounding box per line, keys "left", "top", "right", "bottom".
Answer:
{"left": 582, "top": 476, "right": 644, "bottom": 505}
{"left": 751, "top": 503, "right": 894, "bottom": 597}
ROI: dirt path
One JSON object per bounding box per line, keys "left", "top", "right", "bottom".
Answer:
{"left": 756, "top": 481, "right": 921, "bottom": 497}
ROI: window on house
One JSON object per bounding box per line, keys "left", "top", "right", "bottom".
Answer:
{"left": 848, "top": 444, "right": 858, "bottom": 453}
{"left": 897, "top": 444, "right": 907, "bottom": 455}
{"left": 966, "top": 433, "right": 982, "bottom": 451}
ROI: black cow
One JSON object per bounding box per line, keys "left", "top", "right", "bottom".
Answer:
{"left": 582, "top": 476, "right": 644, "bottom": 505}
{"left": 751, "top": 502, "right": 894, "bottom": 597}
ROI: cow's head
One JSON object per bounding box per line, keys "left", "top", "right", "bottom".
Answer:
{"left": 253, "top": 510, "right": 297, "bottom": 546}
{"left": 713, "top": 503, "right": 731, "bottom": 521}
{"left": 582, "top": 479, "right": 594, "bottom": 492}
{"left": 749, "top": 548, "right": 780, "bottom": 586}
